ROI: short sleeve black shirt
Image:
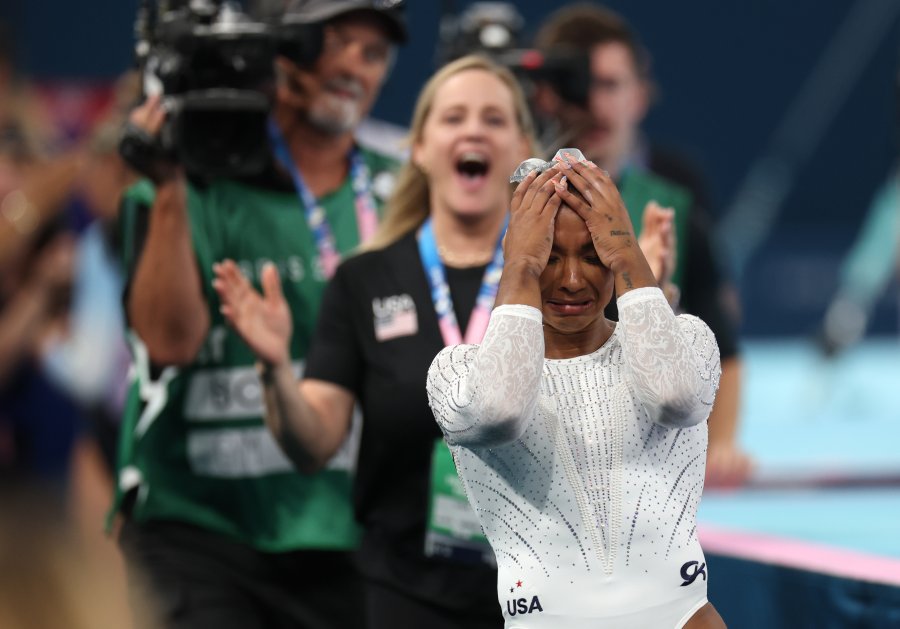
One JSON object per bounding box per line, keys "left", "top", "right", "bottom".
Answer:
{"left": 305, "top": 230, "right": 499, "bottom": 614}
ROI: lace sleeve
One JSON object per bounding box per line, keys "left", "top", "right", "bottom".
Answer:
{"left": 617, "top": 287, "right": 721, "bottom": 428}
{"left": 426, "top": 304, "right": 544, "bottom": 448}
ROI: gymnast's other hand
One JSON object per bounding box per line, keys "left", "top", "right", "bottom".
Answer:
{"left": 504, "top": 165, "right": 564, "bottom": 275}
{"left": 552, "top": 155, "right": 641, "bottom": 274}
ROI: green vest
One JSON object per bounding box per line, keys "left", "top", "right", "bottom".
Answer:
{"left": 618, "top": 168, "right": 693, "bottom": 287}
{"left": 111, "top": 148, "right": 398, "bottom": 552}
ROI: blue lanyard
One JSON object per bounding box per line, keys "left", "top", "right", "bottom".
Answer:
{"left": 268, "top": 119, "right": 378, "bottom": 279}
{"left": 417, "top": 216, "right": 507, "bottom": 346}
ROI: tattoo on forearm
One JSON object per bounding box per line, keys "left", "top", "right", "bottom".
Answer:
{"left": 622, "top": 272, "right": 634, "bottom": 289}
{"left": 610, "top": 230, "right": 630, "bottom": 236}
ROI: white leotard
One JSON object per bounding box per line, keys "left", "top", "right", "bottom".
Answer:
{"left": 427, "top": 287, "right": 721, "bottom": 628}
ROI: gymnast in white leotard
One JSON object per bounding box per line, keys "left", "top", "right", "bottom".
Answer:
{"left": 426, "top": 153, "right": 726, "bottom": 628}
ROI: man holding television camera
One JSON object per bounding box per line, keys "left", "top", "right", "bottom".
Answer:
{"left": 112, "top": 2, "right": 406, "bottom": 627}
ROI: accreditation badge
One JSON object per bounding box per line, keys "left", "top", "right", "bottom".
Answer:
{"left": 424, "top": 439, "right": 496, "bottom": 566}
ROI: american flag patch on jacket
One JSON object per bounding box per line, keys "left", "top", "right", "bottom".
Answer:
{"left": 373, "top": 294, "right": 418, "bottom": 341}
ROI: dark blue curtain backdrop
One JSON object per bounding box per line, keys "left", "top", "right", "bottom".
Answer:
{"left": 7, "top": 0, "right": 899, "bottom": 337}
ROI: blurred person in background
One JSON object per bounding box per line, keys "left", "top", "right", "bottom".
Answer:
{"left": 2, "top": 51, "right": 146, "bottom": 626}
{"left": 44, "top": 72, "right": 141, "bottom": 477}
{"left": 212, "top": 54, "right": 535, "bottom": 629}
{"left": 0, "top": 27, "right": 84, "bottom": 487}
{"left": 819, "top": 164, "right": 899, "bottom": 355}
{"left": 531, "top": 3, "right": 751, "bottom": 485}
{"left": 0, "top": 35, "right": 133, "bottom": 625}
{"left": 44, "top": 98, "right": 142, "bottom": 629}
{"left": 819, "top": 64, "right": 900, "bottom": 356}
{"left": 109, "top": 2, "right": 406, "bottom": 628}
{"left": 0, "top": 127, "right": 75, "bottom": 388}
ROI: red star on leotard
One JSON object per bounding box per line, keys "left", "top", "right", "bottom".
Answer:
{"left": 516, "top": 580, "right": 523, "bottom": 588}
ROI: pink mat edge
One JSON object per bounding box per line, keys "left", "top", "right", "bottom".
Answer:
{"left": 698, "top": 524, "right": 900, "bottom": 587}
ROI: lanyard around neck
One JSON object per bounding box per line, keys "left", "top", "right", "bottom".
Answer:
{"left": 417, "top": 216, "right": 507, "bottom": 347}
{"left": 268, "top": 120, "right": 379, "bottom": 279}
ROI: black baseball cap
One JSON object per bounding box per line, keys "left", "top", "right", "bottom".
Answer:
{"left": 283, "top": 0, "right": 407, "bottom": 43}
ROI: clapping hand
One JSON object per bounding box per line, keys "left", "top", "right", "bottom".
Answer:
{"left": 638, "top": 201, "right": 680, "bottom": 305}
{"left": 638, "top": 201, "right": 675, "bottom": 286}
{"left": 212, "top": 260, "right": 293, "bottom": 368}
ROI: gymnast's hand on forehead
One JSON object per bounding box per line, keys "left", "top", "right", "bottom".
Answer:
{"left": 552, "top": 153, "right": 641, "bottom": 274}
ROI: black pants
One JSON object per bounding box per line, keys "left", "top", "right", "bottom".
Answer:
{"left": 365, "top": 580, "right": 503, "bottom": 629}
{"left": 119, "top": 519, "right": 365, "bottom": 629}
